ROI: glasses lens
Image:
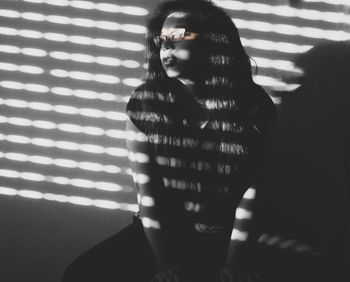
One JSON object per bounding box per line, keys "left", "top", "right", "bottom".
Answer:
{"left": 154, "top": 29, "right": 186, "bottom": 47}
{"left": 171, "top": 29, "right": 185, "bottom": 41}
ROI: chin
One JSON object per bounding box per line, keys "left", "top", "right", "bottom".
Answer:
{"left": 165, "top": 68, "right": 181, "bottom": 78}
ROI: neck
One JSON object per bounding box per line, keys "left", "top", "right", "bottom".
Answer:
{"left": 175, "top": 78, "right": 210, "bottom": 127}
{"left": 177, "top": 78, "right": 203, "bottom": 104}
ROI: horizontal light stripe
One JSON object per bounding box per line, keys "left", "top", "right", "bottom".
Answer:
{"left": 0, "top": 45, "right": 47, "bottom": 56}
{"left": 253, "top": 57, "right": 303, "bottom": 73}
{"left": 230, "top": 229, "right": 249, "bottom": 241}
{"left": 0, "top": 45, "right": 142, "bottom": 70}
{"left": 243, "top": 187, "right": 256, "bottom": 200}
{"left": 22, "top": 0, "right": 149, "bottom": 16}
{"left": 0, "top": 62, "right": 44, "bottom": 74}
{"left": 235, "top": 18, "right": 350, "bottom": 40}
{"left": 215, "top": 0, "right": 350, "bottom": 25}
{"left": 0, "top": 9, "right": 146, "bottom": 34}
{"left": 241, "top": 37, "right": 312, "bottom": 54}
{"left": 122, "top": 78, "right": 143, "bottom": 87}
{"left": 50, "top": 87, "right": 124, "bottom": 101}
{"left": 140, "top": 196, "right": 154, "bottom": 207}
{"left": 235, "top": 207, "right": 253, "bottom": 219}
{"left": 0, "top": 168, "right": 131, "bottom": 192}
{"left": 0, "top": 27, "right": 145, "bottom": 51}
{"left": 257, "top": 233, "right": 322, "bottom": 256}
{"left": 0, "top": 97, "right": 127, "bottom": 121}
{"left": 0, "top": 115, "right": 126, "bottom": 139}
{"left": 6, "top": 81, "right": 46, "bottom": 92}
{"left": 0, "top": 150, "right": 126, "bottom": 174}
{"left": 145, "top": 132, "right": 247, "bottom": 154}
{"left": 50, "top": 69, "right": 121, "bottom": 84}
{"left": 0, "top": 133, "right": 128, "bottom": 157}
{"left": 253, "top": 75, "right": 301, "bottom": 91}
{"left": 126, "top": 127, "right": 148, "bottom": 142}
{"left": 49, "top": 51, "right": 141, "bottom": 68}
{"left": 0, "top": 79, "right": 126, "bottom": 102}
{"left": 0, "top": 186, "right": 138, "bottom": 211}
{"left": 162, "top": 177, "right": 202, "bottom": 193}
{"left": 128, "top": 152, "right": 150, "bottom": 163}
{"left": 303, "top": 0, "right": 349, "bottom": 5}
{"left": 184, "top": 201, "right": 201, "bottom": 212}
{"left": 141, "top": 217, "right": 161, "bottom": 229}
{"left": 131, "top": 173, "right": 150, "bottom": 185}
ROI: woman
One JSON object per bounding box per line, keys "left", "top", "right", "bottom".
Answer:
{"left": 126, "top": 0, "right": 275, "bottom": 281}
{"left": 63, "top": 1, "right": 275, "bottom": 281}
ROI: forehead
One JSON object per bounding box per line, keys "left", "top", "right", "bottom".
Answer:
{"left": 161, "top": 11, "right": 198, "bottom": 32}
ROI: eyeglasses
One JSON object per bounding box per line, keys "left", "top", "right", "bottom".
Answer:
{"left": 153, "top": 28, "right": 199, "bottom": 48}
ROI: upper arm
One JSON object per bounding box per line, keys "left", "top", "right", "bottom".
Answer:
{"left": 125, "top": 117, "right": 163, "bottom": 202}
{"left": 125, "top": 117, "right": 152, "bottom": 166}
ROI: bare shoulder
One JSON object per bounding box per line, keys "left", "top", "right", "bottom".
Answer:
{"left": 125, "top": 117, "right": 153, "bottom": 155}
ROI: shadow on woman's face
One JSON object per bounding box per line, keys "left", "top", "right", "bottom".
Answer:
{"left": 159, "top": 12, "right": 201, "bottom": 81}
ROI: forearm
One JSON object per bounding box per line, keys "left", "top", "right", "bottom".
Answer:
{"left": 226, "top": 235, "right": 251, "bottom": 267}
{"left": 126, "top": 118, "right": 176, "bottom": 268}
{"left": 226, "top": 187, "right": 256, "bottom": 267}
{"left": 137, "top": 196, "right": 176, "bottom": 268}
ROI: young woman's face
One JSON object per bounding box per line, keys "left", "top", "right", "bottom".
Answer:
{"left": 159, "top": 12, "right": 200, "bottom": 81}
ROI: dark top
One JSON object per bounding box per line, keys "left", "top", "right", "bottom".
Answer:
{"left": 126, "top": 79, "right": 276, "bottom": 266}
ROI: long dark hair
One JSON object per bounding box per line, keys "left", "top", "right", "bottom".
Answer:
{"left": 126, "top": 1, "right": 275, "bottom": 197}
{"left": 144, "top": 0, "right": 253, "bottom": 93}
{"left": 127, "top": 0, "right": 261, "bottom": 141}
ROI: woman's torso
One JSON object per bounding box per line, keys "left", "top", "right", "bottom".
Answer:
{"left": 127, "top": 80, "right": 275, "bottom": 265}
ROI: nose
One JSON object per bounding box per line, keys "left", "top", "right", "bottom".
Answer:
{"left": 161, "top": 38, "right": 174, "bottom": 50}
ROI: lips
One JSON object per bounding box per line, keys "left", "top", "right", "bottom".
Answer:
{"left": 162, "top": 55, "right": 177, "bottom": 67}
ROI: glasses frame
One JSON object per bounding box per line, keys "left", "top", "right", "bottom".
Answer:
{"left": 153, "top": 28, "right": 199, "bottom": 48}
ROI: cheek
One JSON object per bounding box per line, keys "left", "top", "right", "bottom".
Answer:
{"left": 176, "top": 49, "right": 191, "bottom": 60}
{"left": 175, "top": 41, "right": 198, "bottom": 61}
